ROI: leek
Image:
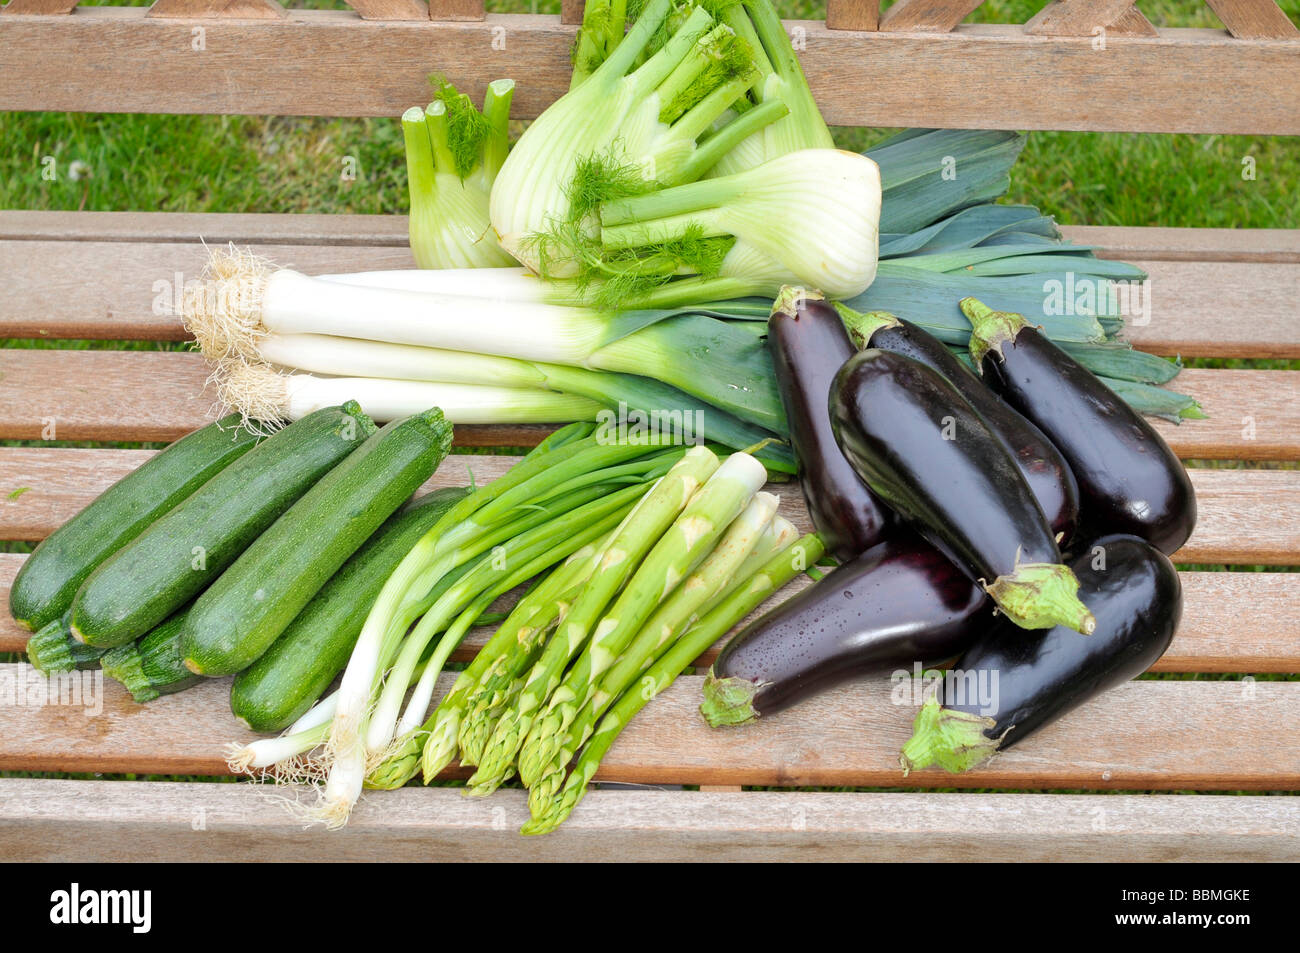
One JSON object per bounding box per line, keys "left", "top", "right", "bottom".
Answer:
{"left": 403, "top": 79, "right": 516, "bottom": 269}
{"left": 217, "top": 361, "right": 606, "bottom": 427}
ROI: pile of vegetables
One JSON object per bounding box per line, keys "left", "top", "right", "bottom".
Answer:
{"left": 704, "top": 289, "right": 1191, "bottom": 776}
{"left": 13, "top": 0, "right": 1203, "bottom": 837}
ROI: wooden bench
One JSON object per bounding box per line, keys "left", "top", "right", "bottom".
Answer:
{"left": 1, "top": 0, "right": 1298, "bottom": 861}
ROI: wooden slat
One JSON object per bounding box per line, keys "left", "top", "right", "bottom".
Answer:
{"left": 2, "top": 779, "right": 1295, "bottom": 861}
{"left": 0, "top": 0, "right": 78, "bottom": 13}
{"left": 1068, "top": 225, "right": 1300, "bottom": 265}
{"left": 1, "top": 663, "right": 1296, "bottom": 789}
{"left": 1, "top": 350, "right": 1294, "bottom": 460}
{"left": 1203, "top": 0, "right": 1300, "bottom": 39}
{"left": 560, "top": 0, "right": 582, "bottom": 24}
{"left": 6, "top": 213, "right": 1298, "bottom": 265}
{"left": 0, "top": 240, "right": 415, "bottom": 340}
{"left": 1, "top": 549, "right": 1292, "bottom": 672}
{"left": 6, "top": 239, "right": 1298, "bottom": 359}
{"left": 426, "top": 0, "right": 484, "bottom": 20}
{"left": 2, "top": 11, "right": 1298, "bottom": 134}
{"left": 878, "top": 0, "right": 986, "bottom": 33}
{"left": 826, "top": 0, "right": 879, "bottom": 31}
{"left": 0, "top": 446, "right": 1295, "bottom": 566}
{"left": 1107, "top": 6, "right": 1159, "bottom": 35}
{"left": 344, "top": 0, "right": 428, "bottom": 20}
{"left": 1025, "top": 0, "right": 1155, "bottom": 36}
{"left": 0, "top": 350, "right": 554, "bottom": 448}
{"left": 147, "top": 0, "right": 286, "bottom": 19}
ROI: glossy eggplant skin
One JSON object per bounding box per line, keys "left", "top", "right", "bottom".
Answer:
{"left": 864, "top": 319, "right": 1079, "bottom": 543}
{"left": 708, "top": 535, "right": 989, "bottom": 721}
{"left": 977, "top": 326, "right": 1195, "bottom": 556}
{"left": 944, "top": 534, "right": 1181, "bottom": 747}
{"left": 830, "top": 349, "right": 1064, "bottom": 582}
{"left": 768, "top": 297, "right": 894, "bottom": 561}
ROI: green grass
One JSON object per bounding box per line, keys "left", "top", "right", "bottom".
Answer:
{"left": 1, "top": 0, "right": 1296, "bottom": 230}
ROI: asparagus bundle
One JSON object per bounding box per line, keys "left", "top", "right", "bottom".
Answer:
{"left": 522, "top": 531, "right": 825, "bottom": 834}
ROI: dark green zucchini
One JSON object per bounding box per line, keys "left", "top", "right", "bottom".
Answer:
{"left": 181, "top": 407, "right": 454, "bottom": 677}
{"left": 100, "top": 613, "right": 201, "bottom": 703}
{"left": 70, "top": 404, "right": 375, "bottom": 648}
{"left": 231, "top": 486, "right": 470, "bottom": 731}
{"left": 10, "top": 414, "right": 262, "bottom": 632}
{"left": 26, "top": 614, "right": 108, "bottom": 673}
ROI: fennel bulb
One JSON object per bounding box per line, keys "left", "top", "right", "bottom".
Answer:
{"left": 598, "top": 148, "right": 883, "bottom": 300}
{"left": 489, "top": 0, "right": 787, "bottom": 276}
{"left": 404, "top": 79, "right": 517, "bottom": 269}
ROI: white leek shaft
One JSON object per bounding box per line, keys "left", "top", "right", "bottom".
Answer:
{"left": 255, "top": 333, "right": 549, "bottom": 391}
{"left": 257, "top": 270, "right": 611, "bottom": 362}
{"left": 319, "top": 268, "right": 544, "bottom": 301}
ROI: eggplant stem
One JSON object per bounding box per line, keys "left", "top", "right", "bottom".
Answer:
{"left": 899, "top": 697, "right": 1001, "bottom": 776}
{"left": 699, "top": 671, "right": 761, "bottom": 727}
{"left": 961, "top": 296, "right": 1031, "bottom": 371}
{"left": 984, "top": 560, "right": 1097, "bottom": 635}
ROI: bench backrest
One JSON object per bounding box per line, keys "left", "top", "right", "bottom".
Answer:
{"left": 1, "top": 1, "right": 1297, "bottom": 134}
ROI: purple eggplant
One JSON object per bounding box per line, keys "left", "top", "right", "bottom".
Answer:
{"left": 961, "top": 298, "right": 1196, "bottom": 556}
{"left": 767, "top": 289, "right": 894, "bottom": 561}
{"left": 831, "top": 348, "right": 1094, "bottom": 634}
{"left": 838, "top": 305, "right": 1079, "bottom": 544}
{"left": 701, "top": 534, "right": 990, "bottom": 726}
{"left": 900, "top": 534, "right": 1182, "bottom": 774}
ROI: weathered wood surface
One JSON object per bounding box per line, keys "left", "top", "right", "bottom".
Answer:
{"left": 8, "top": 214, "right": 1300, "bottom": 264}
{"left": 146, "top": 0, "right": 286, "bottom": 18}
{"left": 2, "top": 780, "right": 1295, "bottom": 862}
{"left": 0, "top": 350, "right": 1292, "bottom": 460}
{"left": 0, "top": 0, "right": 79, "bottom": 13}
{"left": 877, "top": 0, "right": 988, "bottom": 33}
{"left": 1203, "top": 0, "right": 1300, "bottom": 39}
{"left": 5, "top": 237, "right": 1298, "bottom": 359}
{"left": 825, "top": 0, "right": 879, "bottom": 31}
{"left": 2, "top": 552, "right": 1292, "bottom": 672}
{"left": 345, "top": 0, "right": 429, "bottom": 20}
{"left": 2, "top": 11, "right": 1299, "bottom": 133}
{"left": 0, "top": 664, "right": 1295, "bottom": 790}
{"left": 1024, "top": 0, "right": 1158, "bottom": 36}
{"left": 0, "top": 448, "right": 1294, "bottom": 563}
{"left": 426, "top": 0, "right": 484, "bottom": 20}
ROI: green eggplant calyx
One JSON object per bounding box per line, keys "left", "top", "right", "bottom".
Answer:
{"left": 960, "top": 297, "right": 1030, "bottom": 371}
{"left": 834, "top": 302, "right": 900, "bottom": 350}
{"left": 770, "top": 285, "right": 824, "bottom": 319}
{"left": 899, "top": 696, "right": 1001, "bottom": 776}
{"left": 984, "top": 560, "right": 1096, "bottom": 635}
{"left": 699, "top": 671, "right": 762, "bottom": 727}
